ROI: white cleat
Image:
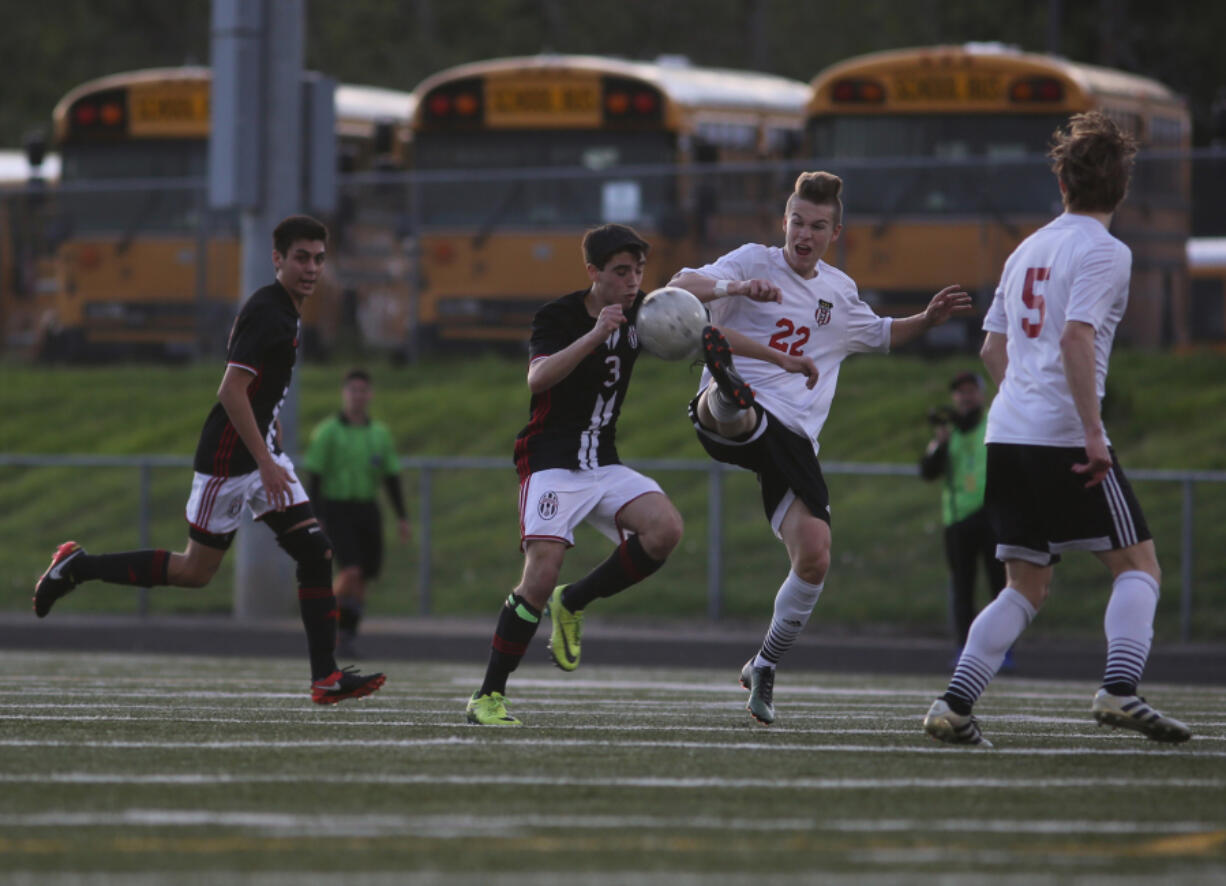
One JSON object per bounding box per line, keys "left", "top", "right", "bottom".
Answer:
{"left": 1091, "top": 689, "right": 1191, "bottom": 743}
{"left": 923, "top": 698, "right": 992, "bottom": 748}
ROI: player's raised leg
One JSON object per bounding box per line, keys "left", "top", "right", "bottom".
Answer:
{"left": 550, "top": 489, "right": 681, "bottom": 671}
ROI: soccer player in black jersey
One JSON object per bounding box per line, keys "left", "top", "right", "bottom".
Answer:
{"left": 466, "top": 224, "right": 683, "bottom": 726}
{"left": 34, "top": 215, "right": 385, "bottom": 705}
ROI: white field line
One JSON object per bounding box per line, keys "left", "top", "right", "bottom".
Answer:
{"left": 0, "top": 736, "right": 1220, "bottom": 757}
{"left": 1, "top": 773, "right": 1222, "bottom": 791}
{"left": 0, "top": 809, "right": 1220, "bottom": 838}
{"left": 0, "top": 713, "right": 1218, "bottom": 742}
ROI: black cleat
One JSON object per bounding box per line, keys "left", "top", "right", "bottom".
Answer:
{"left": 702, "top": 326, "right": 755, "bottom": 409}
{"left": 34, "top": 541, "right": 86, "bottom": 618}
{"left": 311, "top": 666, "right": 386, "bottom": 705}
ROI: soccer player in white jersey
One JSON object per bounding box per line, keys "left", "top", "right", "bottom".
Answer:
{"left": 670, "top": 171, "right": 971, "bottom": 724}
{"left": 923, "top": 111, "right": 1191, "bottom": 746}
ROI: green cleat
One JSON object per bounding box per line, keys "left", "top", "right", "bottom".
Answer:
{"left": 547, "top": 585, "right": 583, "bottom": 672}
{"left": 739, "top": 658, "right": 776, "bottom": 725}
{"left": 465, "top": 691, "right": 522, "bottom": 726}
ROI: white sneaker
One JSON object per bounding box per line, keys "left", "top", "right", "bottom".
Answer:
{"left": 1091, "top": 689, "right": 1191, "bottom": 743}
{"left": 923, "top": 698, "right": 992, "bottom": 748}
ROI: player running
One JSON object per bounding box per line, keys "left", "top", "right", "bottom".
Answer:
{"left": 34, "top": 215, "right": 385, "bottom": 706}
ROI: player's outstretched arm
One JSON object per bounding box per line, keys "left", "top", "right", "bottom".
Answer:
{"left": 889, "top": 285, "right": 973, "bottom": 348}
{"left": 719, "top": 326, "right": 818, "bottom": 388}
{"left": 669, "top": 272, "right": 781, "bottom": 303}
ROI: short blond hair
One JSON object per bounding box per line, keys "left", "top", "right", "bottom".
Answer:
{"left": 787, "top": 171, "right": 843, "bottom": 225}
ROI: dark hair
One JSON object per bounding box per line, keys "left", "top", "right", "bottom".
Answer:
{"left": 1049, "top": 111, "right": 1137, "bottom": 213}
{"left": 581, "top": 223, "right": 650, "bottom": 270}
{"left": 344, "top": 368, "right": 371, "bottom": 385}
{"left": 273, "top": 214, "right": 329, "bottom": 255}
{"left": 788, "top": 171, "right": 844, "bottom": 225}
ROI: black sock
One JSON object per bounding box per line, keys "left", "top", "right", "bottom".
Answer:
{"left": 561, "top": 535, "right": 664, "bottom": 611}
{"left": 298, "top": 587, "right": 338, "bottom": 680}
{"left": 73, "top": 550, "right": 170, "bottom": 587}
{"left": 338, "top": 604, "right": 362, "bottom": 636}
{"left": 479, "top": 593, "right": 541, "bottom": 697}
{"left": 942, "top": 692, "right": 973, "bottom": 716}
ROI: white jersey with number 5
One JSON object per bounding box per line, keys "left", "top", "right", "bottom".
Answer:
{"left": 681, "top": 243, "right": 892, "bottom": 450}
{"left": 983, "top": 213, "right": 1131, "bottom": 447}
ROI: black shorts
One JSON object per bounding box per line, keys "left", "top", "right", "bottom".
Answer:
{"left": 985, "top": 442, "right": 1151, "bottom": 567}
{"left": 688, "top": 397, "right": 830, "bottom": 534}
{"left": 318, "top": 500, "right": 384, "bottom": 579}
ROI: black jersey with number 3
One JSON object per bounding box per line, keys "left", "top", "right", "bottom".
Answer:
{"left": 513, "top": 289, "right": 644, "bottom": 480}
{"left": 193, "top": 281, "right": 300, "bottom": 477}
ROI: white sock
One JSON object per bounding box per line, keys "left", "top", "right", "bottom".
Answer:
{"left": 1102, "top": 570, "right": 1159, "bottom": 694}
{"left": 705, "top": 381, "right": 745, "bottom": 424}
{"left": 753, "top": 570, "right": 824, "bottom": 669}
{"left": 945, "top": 586, "right": 1036, "bottom": 707}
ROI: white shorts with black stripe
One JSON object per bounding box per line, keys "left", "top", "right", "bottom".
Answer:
{"left": 984, "top": 443, "right": 1151, "bottom": 567}
{"left": 185, "top": 450, "right": 309, "bottom": 544}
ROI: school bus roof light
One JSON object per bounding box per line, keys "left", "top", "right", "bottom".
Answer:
{"left": 830, "top": 79, "right": 886, "bottom": 104}
{"left": 606, "top": 92, "right": 630, "bottom": 115}
{"left": 454, "top": 93, "right": 479, "bottom": 116}
{"left": 632, "top": 91, "right": 657, "bottom": 114}
{"left": 74, "top": 103, "right": 99, "bottom": 127}
{"left": 100, "top": 102, "right": 123, "bottom": 126}
{"left": 1010, "top": 77, "right": 1064, "bottom": 103}
{"left": 427, "top": 94, "right": 452, "bottom": 117}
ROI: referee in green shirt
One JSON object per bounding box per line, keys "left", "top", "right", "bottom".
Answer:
{"left": 304, "top": 369, "right": 410, "bottom": 658}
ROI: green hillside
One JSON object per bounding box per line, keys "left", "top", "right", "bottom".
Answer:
{"left": 3, "top": 348, "right": 1223, "bottom": 640}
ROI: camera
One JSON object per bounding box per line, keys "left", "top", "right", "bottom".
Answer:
{"left": 927, "top": 406, "right": 956, "bottom": 426}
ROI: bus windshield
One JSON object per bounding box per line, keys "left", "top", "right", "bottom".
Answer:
{"left": 60, "top": 141, "right": 207, "bottom": 233}
{"left": 414, "top": 129, "right": 676, "bottom": 227}
{"left": 810, "top": 114, "right": 1067, "bottom": 215}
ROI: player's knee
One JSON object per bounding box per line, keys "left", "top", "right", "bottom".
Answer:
{"left": 170, "top": 550, "right": 221, "bottom": 588}
{"left": 277, "top": 523, "right": 333, "bottom": 588}
{"left": 791, "top": 548, "right": 830, "bottom": 586}
{"left": 644, "top": 508, "right": 683, "bottom": 558}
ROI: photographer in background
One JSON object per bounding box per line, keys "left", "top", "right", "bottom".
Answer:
{"left": 920, "top": 371, "right": 1009, "bottom": 666}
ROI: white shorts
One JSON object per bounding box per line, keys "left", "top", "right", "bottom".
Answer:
{"left": 518, "top": 465, "right": 663, "bottom": 549}
{"left": 185, "top": 450, "right": 309, "bottom": 536}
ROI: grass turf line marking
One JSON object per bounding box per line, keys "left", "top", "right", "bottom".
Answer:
{"left": 2, "top": 773, "right": 1222, "bottom": 791}
{"left": 0, "top": 736, "right": 1220, "bottom": 756}
{"left": 2, "top": 810, "right": 1220, "bottom": 839}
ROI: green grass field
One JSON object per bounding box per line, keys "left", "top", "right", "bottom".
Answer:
{"left": 2, "top": 350, "right": 1224, "bottom": 639}
{"left": 1, "top": 651, "right": 1223, "bottom": 884}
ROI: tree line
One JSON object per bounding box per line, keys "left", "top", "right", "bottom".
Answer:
{"left": 2, "top": 0, "right": 1223, "bottom": 150}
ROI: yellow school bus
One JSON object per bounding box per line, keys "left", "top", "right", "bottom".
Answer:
{"left": 1188, "top": 237, "right": 1226, "bottom": 346}
{"left": 44, "top": 67, "right": 414, "bottom": 360}
{"left": 409, "top": 54, "right": 809, "bottom": 346}
{"left": 807, "top": 43, "right": 1192, "bottom": 348}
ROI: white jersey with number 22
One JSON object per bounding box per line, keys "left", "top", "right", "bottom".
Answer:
{"left": 681, "top": 243, "right": 892, "bottom": 451}
{"left": 983, "top": 212, "right": 1131, "bottom": 448}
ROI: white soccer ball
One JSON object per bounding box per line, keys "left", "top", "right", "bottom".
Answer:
{"left": 636, "top": 286, "right": 708, "bottom": 361}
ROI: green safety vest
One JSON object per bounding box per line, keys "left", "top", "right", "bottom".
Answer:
{"left": 942, "top": 415, "right": 989, "bottom": 526}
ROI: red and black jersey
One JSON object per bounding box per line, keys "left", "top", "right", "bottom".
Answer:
{"left": 193, "top": 281, "right": 300, "bottom": 476}
{"left": 513, "top": 288, "right": 644, "bottom": 480}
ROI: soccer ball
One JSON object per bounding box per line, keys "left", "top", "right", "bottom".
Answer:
{"left": 636, "top": 287, "right": 708, "bottom": 361}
